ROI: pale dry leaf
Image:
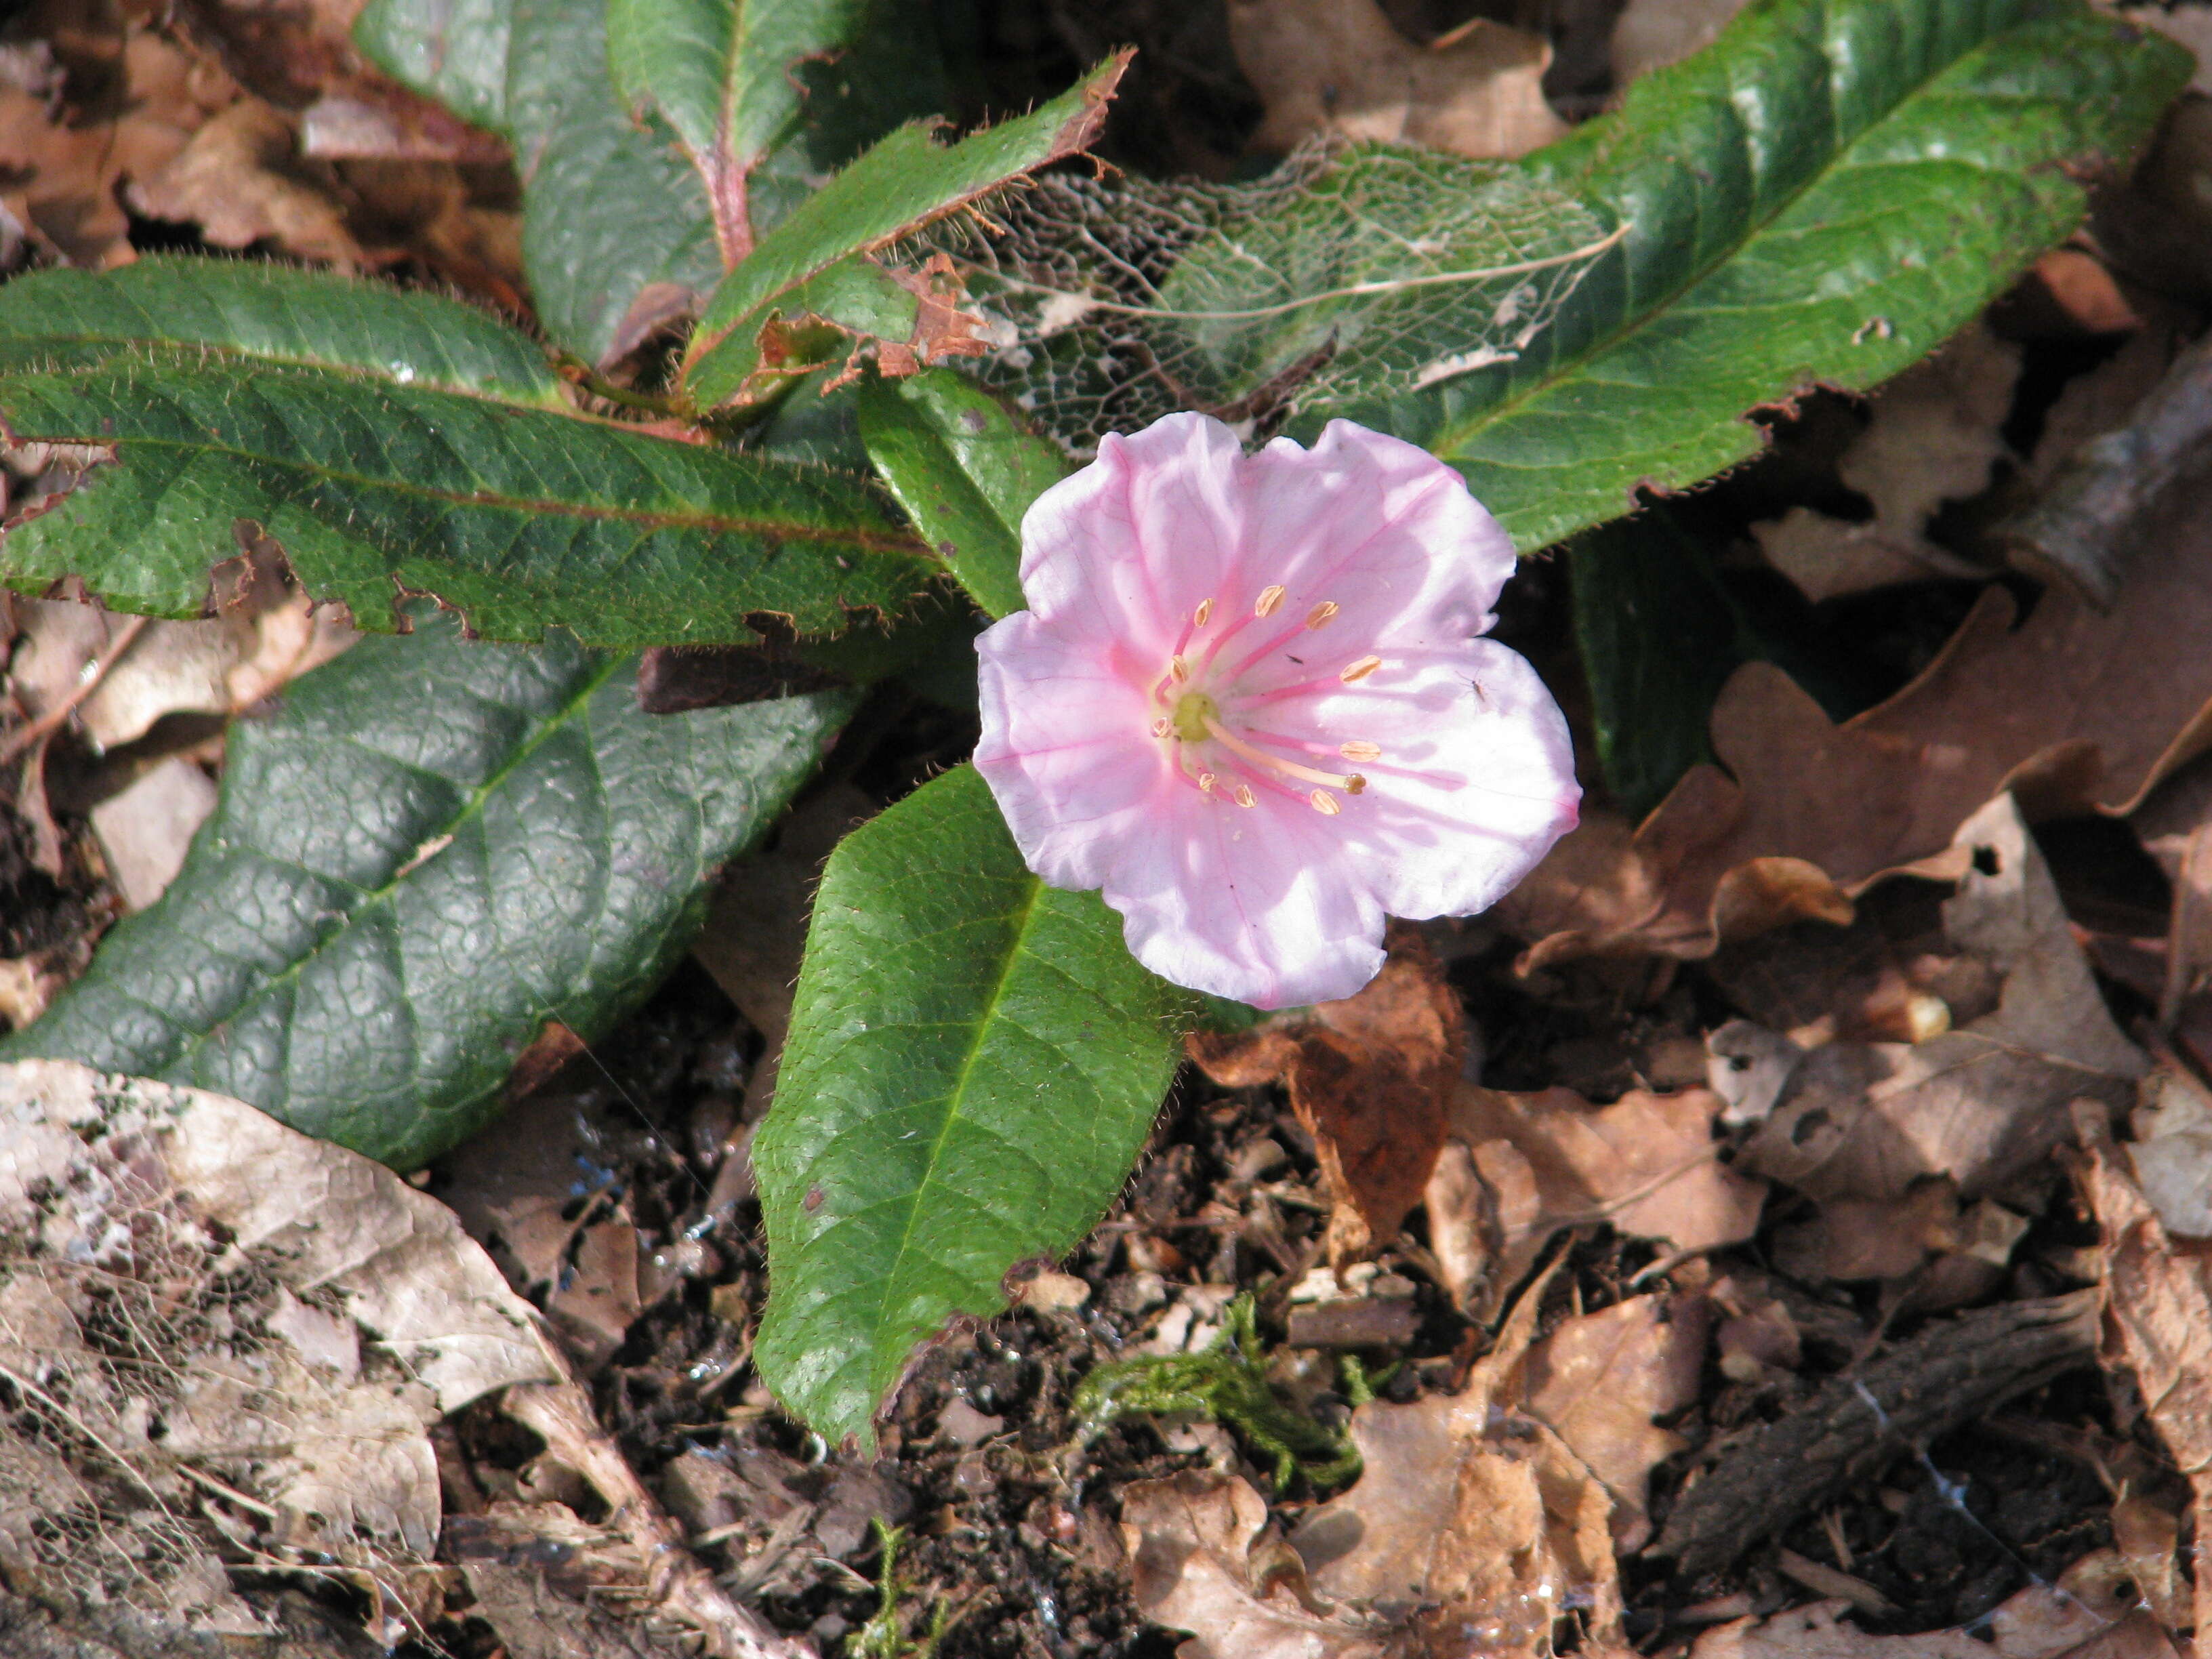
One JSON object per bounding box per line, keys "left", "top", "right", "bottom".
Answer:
{"left": 2074, "top": 1097, "right": 2212, "bottom": 1649}
{"left": 1282, "top": 1277, "right": 1623, "bottom": 1659}
{"left": 89, "top": 756, "right": 218, "bottom": 911}
{"left": 1522, "top": 1294, "right": 1711, "bottom": 1551}
{"left": 2125, "top": 1065, "right": 2212, "bottom": 1237}
{"left": 1740, "top": 794, "right": 2145, "bottom": 1207}
{"left": 1229, "top": 0, "right": 1568, "bottom": 159}
{"left": 128, "top": 99, "right": 366, "bottom": 269}
{"left": 1610, "top": 0, "right": 1753, "bottom": 83}
{"left": 1122, "top": 1469, "right": 1393, "bottom": 1659}
{"left": 1753, "top": 322, "right": 2018, "bottom": 604}
{"left": 1189, "top": 934, "right": 1462, "bottom": 1263}
{"left": 1500, "top": 478, "right": 2212, "bottom": 965}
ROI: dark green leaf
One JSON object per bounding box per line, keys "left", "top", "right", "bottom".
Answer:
{"left": 0, "top": 259, "right": 564, "bottom": 405}
{"left": 680, "top": 53, "right": 1128, "bottom": 410}
{"left": 3, "top": 615, "right": 855, "bottom": 1168}
{"left": 354, "top": 0, "right": 512, "bottom": 134}
{"left": 607, "top": 0, "right": 865, "bottom": 260}
{"left": 0, "top": 355, "right": 930, "bottom": 645}
{"left": 1568, "top": 511, "right": 1746, "bottom": 821}
{"left": 855, "top": 369, "right": 1065, "bottom": 619}
{"left": 754, "top": 763, "right": 1186, "bottom": 1447}
{"left": 1363, "top": 0, "right": 2190, "bottom": 550}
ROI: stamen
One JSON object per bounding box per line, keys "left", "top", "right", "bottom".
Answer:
{"left": 1170, "top": 655, "right": 1190, "bottom": 682}
{"left": 1192, "top": 598, "right": 1213, "bottom": 628}
{"left": 1233, "top": 783, "right": 1256, "bottom": 808}
{"left": 1151, "top": 717, "right": 1172, "bottom": 739}
{"left": 1201, "top": 714, "right": 1361, "bottom": 792}
{"left": 1197, "top": 771, "right": 1217, "bottom": 793}
{"left": 1340, "top": 655, "right": 1382, "bottom": 683}
{"left": 1304, "top": 601, "right": 1339, "bottom": 630}
{"left": 1340, "top": 741, "right": 1382, "bottom": 762}
{"left": 1254, "top": 585, "right": 1286, "bottom": 617}
{"left": 1345, "top": 775, "right": 1367, "bottom": 795}
{"left": 1310, "top": 790, "right": 1340, "bottom": 815}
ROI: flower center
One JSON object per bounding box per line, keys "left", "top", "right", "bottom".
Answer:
{"left": 1146, "top": 592, "right": 1385, "bottom": 815}
{"left": 1168, "top": 689, "right": 1218, "bottom": 742}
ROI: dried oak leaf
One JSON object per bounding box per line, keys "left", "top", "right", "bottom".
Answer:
{"left": 1499, "top": 485, "right": 2212, "bottom": 966}
{"left": 128, "top": 98, "right": 367, "bottom": 268}
{"left": 1188, "top": 935, "right": 1462, "bottom": 1262}
{"left": 1280, "top": 1280, "right": 1630, "bottom": 1658}
{"left": 1229, "top": 0, "right": 1568, "bottom": 159}
{"left": 1738, "top": 794, "right": 2145, "bottom": 1210}
{"left": 1426, "top": 1080, "right": 1763, "bottom": 1313}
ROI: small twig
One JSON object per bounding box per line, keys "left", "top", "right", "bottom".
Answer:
{"left": 0, "top": 612, "right": 149, "bottom": 764}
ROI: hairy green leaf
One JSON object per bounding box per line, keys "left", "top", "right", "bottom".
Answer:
{"left": 1381, "top": 0, "right": 2190, "bottom": 550}
{"left": 0, "top": 259, "right": 564, "bottom": 405}
{"left": 3, "top": 615, "right": 855, "bottom": 1168}
{"left": 855, "top": 369, "right": 1065, "bottom": 619}
{"left": 354, "top": 0, "right": 512, "bottom": 134}
{"left": 607, "top": 0, "right": 865, "bottom": 261}
{"left": 755, "top": 763, "right": 1186, "bottom": 1446}
{"left": 0, "top": 356, "right": 930, "bottom": 645}
{"left": 681, "top": 53, "right": 1128, "bottom": 410}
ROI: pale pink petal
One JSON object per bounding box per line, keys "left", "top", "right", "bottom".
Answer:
{"left": 1308, "top": 640, "right": 1579, "bottom": 919}
{"left": 975, "top": 611, "right": 1168, "bottom": 893}
{"left": 1015, "top": 412, "right": 1243, "bottom": 653}
{"left": 1100, "top": 797, "right": 1388, "bottom": 1009}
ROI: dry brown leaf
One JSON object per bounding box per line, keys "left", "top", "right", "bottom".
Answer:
{"left": 1737, "top": 794, "right": 2144, "bottom": 1212}
{"left": 1229, "top": 0, "right": 1567, "bottom": 160}
{"left": 1286, "top": 1279, "right": 1623, "bottom": 1658}
{"left": 129, "top": 98, "right": 367, "bottom": 267}
{"left": 88, "top": 756, "right": 218, "bottom": 909}
{"left": 0, "top": 1059, "right": 560, "bottom": 1639}
{"left": 1501, "top": 480, "right": 2212, "bottom": 964}
{"left": 2074, "top": 1095, "right": 2212, "bottom": 1648}
{"left": 1522, "top": 1293, "right": 1711, "bottom": 1551}
{"left": 1121, "top": 1471, "right": 1392, "bottom": 1659}
{"left": 1428, "top": 1080, "right": 1764, "bottom": 1312}
{"left": 1753, "top": 322, "right": 2017, "bottom": 603}
{"left": 1609, "top": 0, "right": 1753, "bottom": 83}
{"left": 1689, "top": 1593, "right": 2173, "bottom": 1659}
{"left": 1189, "top": 935, "right": 1462, "bottom": 1262}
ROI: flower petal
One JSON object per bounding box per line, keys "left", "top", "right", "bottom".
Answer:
{"left": 975, "top": 611, "right": 1169, "bottom": 892}
{"left": 1016, "top": 411, "right": 1244, "bottom": 652}
{"left": 1306, "top": 638, "right": 1580, "bottom": 920}
{"left": 1100, "top": 796, "right": 1387, "bottom": 1009}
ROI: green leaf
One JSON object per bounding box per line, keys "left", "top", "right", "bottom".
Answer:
{"left": 0, "top": 258, "right": 565, "bottom": 406}
{"left": 755, "top": 763, "right": 1187, "bottom": 1446}
{"left": 3, "top": 614, "right": 855, "bottom": 1168}
{"left": 1365, "top": 0, "right": 2191, "bottom": 551}
{"left": 855, "top": 369, "right": 1066, "bottom": 619}
{"left": 354, "top": 0, "right": 512, "bottom": 134}
{"left": 1568, "top": 510, "right": 1746, "bottom": 821}
{"left": 680, "top": 52, "right": 1128, "bottom": 410}
{"left": 0, "top": 352, "right": 932, "bottom": 645}
{"left": 506, "top": 0, "right": 724, "bottom": 363}
{"left": 607, "top": 0, "right": 865, "bottom": 261}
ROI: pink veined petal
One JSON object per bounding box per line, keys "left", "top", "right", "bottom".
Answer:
{"left": 1303, "top": 638, "right": 1580, "bottom": 921}
{"left": 975, "top": 612, "right": 1169, "bottom": 893}
{"left": 1222, "top": 422, "right": 1515, "bottom": 674}
{"left": 1099, "top": 794, "right": 1387, "bottom": 1009}
{"left": 1015, "top": 413, "right": 1244, "bottom": 652}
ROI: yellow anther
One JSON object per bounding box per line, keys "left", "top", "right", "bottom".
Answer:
{"left": 1170, "top": 655, "right": 1189, "bottom": 682}
{"left": 1304, "top": 600, "right": 1339, "bottom": 630}
{"left": 1339, "top": 741, "right": 1381, "bottom": 762}
{"left": 1254, "top": 585, "right": 1286, "bottom": 617}
{"left": 1197, "top": 771, "right": 1217, "bottom": 793}
{"left": 1233, "top": 783, "right": 1256, "bottom": 808}
{"left": 1310, "top": 790, "right": 1340, "bottom": 815}
{"left": 1151, "top": 716, "right": 1172, "bottom": 739}
{"left": 1192, "top": 597, "right": 1213, "bottom": 627}
{"left": 1340, "top": 655, "right": 1382, "bottom": 683}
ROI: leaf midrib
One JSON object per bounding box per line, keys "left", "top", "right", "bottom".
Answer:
{"left": 160, "top": 655, "right": 628, "bottom": 1082}
{"left": 862, "top": 867, "right": 1045, "bottom": 1393}
{"left": 1427, "top": 9, "right": 2025, "bottom": 464}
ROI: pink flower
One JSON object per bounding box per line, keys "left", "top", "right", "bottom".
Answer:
{"left": 972, "top": 413, "right": 1578, "bottom": 1009}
